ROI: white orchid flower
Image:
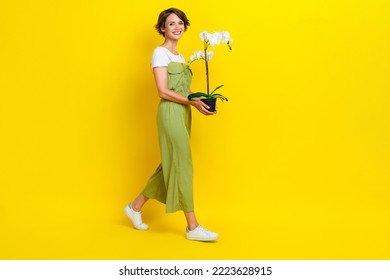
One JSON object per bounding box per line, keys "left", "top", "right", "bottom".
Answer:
{"left": 189, "top": 50, "right": 204, "bottom": 62}
{"left": 206, "top": 51, "right": 214, "bottom": 60}
{"left": 199, "top": 31, "right": 208, "bottom": 41}
{"left": 215, "top": 31, "right": 223, "bottom": 40}
{"left": 220, "top": 31, "right": 230, "bottom": 44}
{"left": 208, "top": 32, "right": 222, "bottom": 47}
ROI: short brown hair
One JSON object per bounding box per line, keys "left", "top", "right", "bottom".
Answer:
{"left": 155, "top": 8, "right": 190, "bottom": 37}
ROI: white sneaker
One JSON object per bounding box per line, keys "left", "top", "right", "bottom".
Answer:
{"left": 124, "top": 204, "right": 149, "bottom": 230}
{"left": 186, "top": 225, "right": 219, "bottom": 241}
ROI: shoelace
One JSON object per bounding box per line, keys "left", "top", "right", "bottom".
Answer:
{"left": 197, "top": 226, "right": 212, "bottom": 235}
{"left": 131, "top": 208, "right": 144, "bottom": 223}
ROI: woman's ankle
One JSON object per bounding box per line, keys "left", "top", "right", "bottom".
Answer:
{"left": 187, "top": 223, "right": 199, "bottom": 231}
{"left": 130, "top": 202, "right": 141, "bottom": 212}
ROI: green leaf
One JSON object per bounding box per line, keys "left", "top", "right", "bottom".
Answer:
{"left": 210, "top": 85, "right": 224, "bottom": 95}
{"left": 188, "top": 92, "right": 209, "bottom": 100}
{"left": 212, "top": 94, "right": 229, "bottom": 102}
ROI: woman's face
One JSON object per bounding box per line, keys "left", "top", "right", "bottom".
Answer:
{"left": 162, "top": 13, "right": 185, "bottom": 40}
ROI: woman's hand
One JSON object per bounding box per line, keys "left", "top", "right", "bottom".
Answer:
{"left": 189, "top": 98, "right": 217, "bottom": 116}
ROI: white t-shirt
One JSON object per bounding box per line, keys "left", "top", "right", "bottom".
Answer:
{"left": 151, "top": 46, "right": 185, "bottom": 68}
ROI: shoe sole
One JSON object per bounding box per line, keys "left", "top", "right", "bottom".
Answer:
{"left": 186, "top": 235, "right": 219, "bottom": 242}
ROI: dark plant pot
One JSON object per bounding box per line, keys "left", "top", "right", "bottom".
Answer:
{"left": 201, "top": 98, "right": 216, "bottom": 112}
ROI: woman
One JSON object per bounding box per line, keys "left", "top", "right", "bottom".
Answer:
{"left": 124, "top": 8, "right": 219, "bottom": 241}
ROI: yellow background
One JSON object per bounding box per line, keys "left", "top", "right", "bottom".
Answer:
{"left": 1, "top": 0, "right": 389, "bottom": 259}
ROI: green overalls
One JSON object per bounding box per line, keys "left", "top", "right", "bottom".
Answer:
{"left": 142, "top": 62, "right": 194, "bottom": 213}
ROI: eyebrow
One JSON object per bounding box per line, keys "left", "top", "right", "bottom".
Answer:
{"left": 167, "top": 20, "right": 184, "bottom": 24}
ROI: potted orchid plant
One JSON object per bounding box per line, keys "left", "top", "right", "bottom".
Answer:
{"left": 188, "top": 30, "right": 233, "bottom": 112}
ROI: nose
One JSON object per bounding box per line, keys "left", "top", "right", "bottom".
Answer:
{"left": 174, "top": 23, "right": 182, "bottom": 29}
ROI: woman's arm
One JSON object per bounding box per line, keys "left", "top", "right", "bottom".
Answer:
{"left": 153, "top": 67, "right": 216, "bottom": 115}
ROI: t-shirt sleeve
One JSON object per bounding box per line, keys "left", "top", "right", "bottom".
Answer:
{"left": 151, "top": 48, "right": 170, "bottom": 68}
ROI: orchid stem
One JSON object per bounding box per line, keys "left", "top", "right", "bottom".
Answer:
{"left": 205, "top": 41, "right": 210, "bottom": 95}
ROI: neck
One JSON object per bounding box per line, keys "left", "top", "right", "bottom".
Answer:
{"left": 162, "top": 39, "right": 178, "bottom": 53}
